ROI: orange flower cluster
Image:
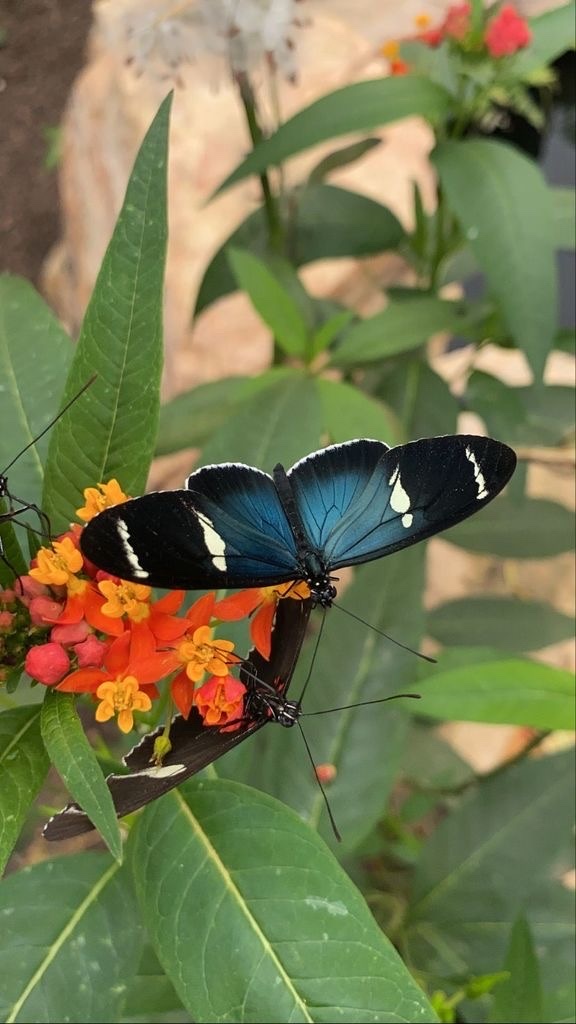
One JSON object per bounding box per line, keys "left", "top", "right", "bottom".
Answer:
{"left": 382, "top": 4, "right": 532, "bottom": 76}
{"left": 3, "top": 479, "right": 309, "bottom": 735}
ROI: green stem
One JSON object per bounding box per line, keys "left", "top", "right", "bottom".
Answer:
{"left": 236, "top": 70, "right": 285, "bottom": 254}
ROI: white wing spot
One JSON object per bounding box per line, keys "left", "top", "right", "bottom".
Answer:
{"left": 195, "top": 510, "right": 227, "bottom": 572}
{"left": 117, "top": 519, "right": 149, "bottom": 578}
{"left": 135, "top": 764, "right": 187, "bottom": 780}
{"left": 465, "top": 446, "right": 489, "bottom": 500}
{"left": 402, "top": 513, "right": 413, "bottom": 528}
{"left": 388, "top": 466, "right": 411, "bottom": 514}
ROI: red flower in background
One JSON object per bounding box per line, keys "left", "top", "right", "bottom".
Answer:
{"left": 485, "top": 4, "right": 531, "bottom": 57}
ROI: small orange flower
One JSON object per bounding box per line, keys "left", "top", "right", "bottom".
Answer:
{"left": 176, "top": 625, "right": 235, "bottom": 684}
{"left": 98, "top": 578, "right": 152, "bottom": 623}
{"left": 29, "top": 538, "right": 86, "bottom": 595}
{"left": 414, "top": 12, "right": 432, "bottom": 30}
{"left": 390, "top": 58, "right": 410, "bottom": 76}
{"left": 95, "top": 675, "right": 152, "bottom": 733}
{"left": 215, "top": 581, "right": 310, "bottom": 660}
{"left": 193, "top": 674, "right": 246, "bottom": 728}
{"left": 76, "top": 479, "right": 130, "bottom": 522}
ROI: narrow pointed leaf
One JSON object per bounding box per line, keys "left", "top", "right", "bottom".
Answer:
{"left": 227, "top": 248, "right": 309, "bottom": 357}
{"left": 40, "top": 690, "right": 123, "bottom": 862}
{"left": 428, "top": 597, "right": 575, "bottom": 652}
{"left": 0, "top": 706, "right": 49, "bottom": 875}
{"left": 0, "top": 853, "right": 143, "bottom": 1023}
{"left": 445, "top": 495, "right": 575, "bottom": 557}
{"left": 216, "top": 77, "right": 453, "bottom": 193}
{"left": 129, "top": 780, "right": 438, "bottom": 1024}
{"left": 42, "top": 93, "right": 172, "bottom": 533}
{"left": 489, "top": 916, "right": 544, "bottom": 1023}
{"left": 433, "top": 140, "right": 557, "bottom": 380}
{"left": 419, "top": 659, "right": 575, "bottom": 730}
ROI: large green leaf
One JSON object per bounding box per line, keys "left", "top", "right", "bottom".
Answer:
{"left": 419, "top": 659, "right": 575, "bottom": 730}
{"left": 551, "top": 187, "right": 576, "bottom": 251}
{"left": 428, "top": 597, "right": 575, "bottom": 652}
{"left": 155, "top": 375, "right": 251, "bottom": 455}
{"left": 42, "top": 94, "right": 171, "bottom": 533}
{"left": 223, "top": 551, "right": 425, "bottom": 852}
{"left": 445, "top": 495, "right": 575, "bottom": 558}
{"left": 466, "top": 371, "right": 575, "bottom": 446}
{"left": 330, "top": 297, "right": 473, "bottom": 367}
{"left": 227, "top": 248, "right": 309, "bottom": 358}
{"left": 0, "top": 706, "right": 49, "bottom": 875}
{"left": 317, "top": 378, "right": 401, "bottom": 446}
{"left": 376, "top": 359, "right": 459, "bottom": 439}
{"left": 129, "top": 780, "right": 438, "bottom": 1024}
{"left": 40, "top": 691, "right": 123, "bottom": 862}
{"left": 404, "top": 751, "right": 574, "bottom": 1012}
{"left": 433, "top": 140, "right": 557, "bottom": 380}
{"left": 0, "top": 853, "right": 143, "bottom": 1023}
{"left": 0, "top": 275, "right": 72, "bottom": 511}
{"left": 216, "top": 77, "right": 453, "bottom": 193}
{"left": 198, "top": 371, "right": 323, "bottom": 471}
{"left": 489, "top": 916, "right": 544, "bottom": 1024}
{"left": 195, "top": 185, "right": 403, "bottom": 316}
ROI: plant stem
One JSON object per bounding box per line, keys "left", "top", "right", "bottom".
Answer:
{"left": 236, "top": 70, "right": 285, "bottom": 254}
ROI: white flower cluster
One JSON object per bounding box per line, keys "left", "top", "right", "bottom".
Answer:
{"left": 98, "top": 0, "right": 306, "bottom": 81}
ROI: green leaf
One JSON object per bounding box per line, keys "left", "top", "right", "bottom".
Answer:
{"left": 0, "top": 706, "right": 49, "bottom": 875}
{"left": 308, "top": 137, "right": 381, "bottom": 183}
{"left": 419, "top": 659, "right": 575, "bottom": 730}
{"left": 195, "top": 184, "right": 404, "bottom": 316}
{"left": 123, "top": 946, "right": 186, "bottom": 1020}
{"left": 401, "top": 722, "right": 475, "bottom": 791}
{"left": 445, "top": 495, "right": 575, "bottom": 558}
{"left": 156, "top": 375, "right": 251, "bottom": 455}
{"left": 515, "top": 2, "right": 576, "bottom": 75}
{"left": 489, "top": 916, "right": 544, "bottom": 1023}
{"left": 129, "top": 779, "right": 438, "bottom": 1024}
{"left": 428, "top": 597, "right": 575, "bottom": 652}
{"left": 433, "top": 140, "right": 557, "bottom": 380}
{"left": 0, "top": 515, "right": 27, "bottom": 586}
{"left": 551, "top": 187, "right": 576, "bottom": 251}
{"left": 405, "top": 750, "right": 574, "bottom": 1008}
{"left": 310, "top": 309, "right": 355, "bottom": 357}
{"left": 466, "top": 370, "right": 575, "bottom": 446}
{"left": 226, "top": 551, "right": 425, "bottom": 852}
{"left": 330, "top": 296, "right": 472, "bottom": 367}
{"left": 227, "top": 248, "right": 309, "bottom": 357}
{"left": 376, "top": 359, "right": 459, "bottom": 439}
{"left": 40, "top": 690, "right": 123, "bottom": 862}
{"left": 0, "top": 275, "right": 72, "bottom": 511}
{"left": 199, "top": 371, "right": 323, "bottom": 471}
{"left": 216, "top": 77, "right": 453, "bottom": 193}
{"left": 42, "top": 93, "right": 172, "bottom": 533}
{"left": 0, "top": 853, "right": 143, "bottom": 1023}
{"left": 317, "top": 377, "right": 401, "bottom": 446}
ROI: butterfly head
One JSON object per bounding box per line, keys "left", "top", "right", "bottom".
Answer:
{"left": 308, "top": 577, "right": 338, "bottom": 608}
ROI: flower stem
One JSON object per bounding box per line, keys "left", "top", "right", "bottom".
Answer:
{"left": 236, "top": 71, "right": 285, "bottom": 254}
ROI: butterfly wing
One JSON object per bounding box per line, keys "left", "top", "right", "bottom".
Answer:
{"left": 80, "top": 463, "right": 300, "bottom": 588}
{"left": 43, "top": 597, "right": 313, "bottom": 841}
{"left": 288, "top": 435, "right": 516, "bottom": 569}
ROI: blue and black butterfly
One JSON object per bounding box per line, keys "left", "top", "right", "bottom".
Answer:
{"left": 43, "top": 594, "right": 314, "bottom": 840}
{"left": 80, "top": 435, "right": 516, "bottom": 604}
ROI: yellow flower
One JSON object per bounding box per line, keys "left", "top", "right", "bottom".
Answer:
{"left": 96, "top": 675, "right": 152, "bottom": 733}
{"left": 177, "top": 625, "right": 235, "bottom": 684}
{"left": 29, "top": 538, "right": 84, "bottom": 589}
{"left": 414, "top": 12, "right": 432, "bottom": 30}
{"left": 380, "top": 39, "right": 400, "bottom": 59}
{"left": 76, "top": 479, "right": 129, "bottom": 522}
{"left": 98, "top": 579, "right": 151, "bottom": 622}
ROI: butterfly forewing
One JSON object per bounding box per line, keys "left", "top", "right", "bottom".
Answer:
{"left": 43, "top": 597, "right": 313, "bottom": 840}
{"left": 289, "top": 435, "right": 517, "bottom": 570}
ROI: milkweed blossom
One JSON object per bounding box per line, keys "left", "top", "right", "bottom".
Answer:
{"left": 1, "top": 478, "right": 309, "bottom": 736}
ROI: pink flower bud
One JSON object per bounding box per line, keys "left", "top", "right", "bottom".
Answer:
{"left": 73, "top": 634, "right": 108, "bottom": 668}
{"left": 51, "top": 620, "right": 90, "bottom": 646}
{"left": 29, "top": 596, "right": 65, "bottom": 626}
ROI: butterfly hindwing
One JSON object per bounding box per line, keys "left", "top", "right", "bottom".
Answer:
{"left": 288, "top": 435, "right": 517, "bottom": 569}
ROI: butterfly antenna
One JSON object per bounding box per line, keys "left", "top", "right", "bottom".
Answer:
{"left": 297, "top": 606, "right": 327, "bottom": 705}
{"left": 297, "top": 720, "right": 341, "bottom": 842}
{"left": 1, "top": 375, "right": 97, "bottom": 476}
{"left": 303, "top": 693, "right": 421, "bottom": 717}
{"left": 331, "top": 601, "right": 436, "bottom": 664}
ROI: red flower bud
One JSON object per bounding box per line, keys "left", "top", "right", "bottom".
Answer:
{"left": 73, "top": 634, "right": 109, "bottom": 668}
{"left": 485, "top": 4, "right": 531, "bottom": 57}
{"left": 25, "top": 642, "right": 71, "bottom": 685}
{"left": 0, "top": 610, "right": 14, "bottom": 631}
{"left": 51, "top": 620, "right": 90, "bottom": 646}
{"left": 29, "top": 595, "right": 64, "bottom": 626}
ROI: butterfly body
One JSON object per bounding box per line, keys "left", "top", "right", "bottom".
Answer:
{"left": 80, "top": 435, "right": 517, "bottom": 599}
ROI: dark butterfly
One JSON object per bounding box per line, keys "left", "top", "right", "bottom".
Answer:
{"left": 81, "top": 435, "right": 516, "bottom": 604}
{"left": 43, "top": 594, "right": 313, "bottom": 841}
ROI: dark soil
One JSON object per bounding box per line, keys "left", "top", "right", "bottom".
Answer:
{"left": 0, "top": 0, "right": 92, "bottom": 284}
